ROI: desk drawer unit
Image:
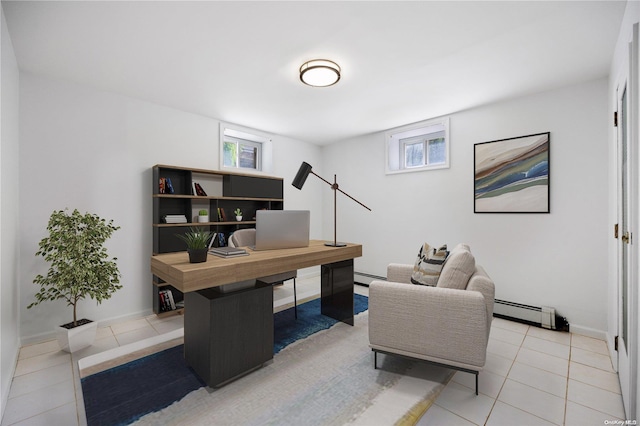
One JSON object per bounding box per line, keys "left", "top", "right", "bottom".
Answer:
{"left": 184, "top": 282, "right": 274, "bottom": 387}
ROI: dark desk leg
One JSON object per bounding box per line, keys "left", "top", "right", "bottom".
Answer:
{"left": 321, "top": 259, "right": 354, "bottom": 326}
{"left": 184, "top": 283, "right": 274, "bottom": 388}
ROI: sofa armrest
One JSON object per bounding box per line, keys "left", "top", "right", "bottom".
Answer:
{"left": 387, "top": 263, "right": 414, "bottom": 284}
{"left": 369, "top": 280, "right": 490, "bottom": 368}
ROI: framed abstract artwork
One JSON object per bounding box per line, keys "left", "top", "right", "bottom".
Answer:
{"left": 474, "top": 132, "right": 550, "bottom": 213}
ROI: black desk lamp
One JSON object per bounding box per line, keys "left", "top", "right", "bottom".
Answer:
{"left": 292, "top": 162, "right": 371, "bottom": 247}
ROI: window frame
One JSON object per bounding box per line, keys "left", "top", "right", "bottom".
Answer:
{"left": 386, "top": 117, "right": 450, "bottom": 175}
{"left": 219, "top": 123, "right": 273, "bottom": 174}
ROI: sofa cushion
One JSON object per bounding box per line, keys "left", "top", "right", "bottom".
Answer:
{"left": 411, "top": 243, "right": 449, "bottom": 286}
{"left": 437, "top": 246, "right": 475, "bottom": 289}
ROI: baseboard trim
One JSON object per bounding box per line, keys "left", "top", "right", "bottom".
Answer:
{"left": 21, "top": 309, "right": 153, "bottom": 347}
{"left": 568, "top": 323, "right": 608, "bottom": 341}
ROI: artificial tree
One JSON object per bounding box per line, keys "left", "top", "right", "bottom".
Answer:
{"left": 28, "top": 209, "right": 122, "bottom": 328}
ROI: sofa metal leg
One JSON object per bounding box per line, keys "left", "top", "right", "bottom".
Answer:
{"left": 372, "top": 348, "right": 480, "bottom": 395}
{"left": 475, "top": 372, "right": 479, "bottom": 396}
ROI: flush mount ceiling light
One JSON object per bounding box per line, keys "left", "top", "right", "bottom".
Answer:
{"left": 299, "top": 59, "right": 341, "bottom": 87}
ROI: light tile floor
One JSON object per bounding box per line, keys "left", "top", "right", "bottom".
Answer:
{"left": 1, "top": 276, "right": 627, "bottom": 426}
{"left": 419, "top": 317, "right": 627, "bottom": 426}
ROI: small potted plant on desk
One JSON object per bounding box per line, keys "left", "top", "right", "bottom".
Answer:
{"left": 28, "top": 209, "right": 122, "bottom": 353}
{"left": 234, "top": 208, "right": 243, "bottom": 222}
{"left": 177, "top": 227, "right": 214, "bottom": 263}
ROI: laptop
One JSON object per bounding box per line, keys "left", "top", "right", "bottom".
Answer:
{"left": 253, "top": 210, "right": 310, "bottom": 250}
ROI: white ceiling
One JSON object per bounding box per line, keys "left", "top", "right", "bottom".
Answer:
{"left": 2, "top": 1, "right": 627, "bottom": 145}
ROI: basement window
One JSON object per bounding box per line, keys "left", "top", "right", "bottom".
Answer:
{"left": 223, "top": 137, "right": 261, "bottom": 170}
{"left": 220, "top": 123, "right": 273, "bottom": 174}
{"left": 386, "top": 117, "right": 450, "bottom": 174}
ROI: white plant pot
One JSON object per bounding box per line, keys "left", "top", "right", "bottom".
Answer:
{"left": 236, "top": 216, "right": 242, "bottom": 221}
{"left": 56, "top": 319, "right": 98, "bottom": 353}
{"left": 198, "top": 215, "right": 208, "bottom": 223}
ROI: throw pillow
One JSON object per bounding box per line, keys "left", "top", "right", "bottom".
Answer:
{"left": 437, "top": 246, "right": 475, "bottom": 289}
{"left": 411, "top": 243, "right": 449, "bottom": 286}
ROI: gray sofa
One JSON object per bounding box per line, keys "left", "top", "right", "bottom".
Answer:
{"left": 368, "top": 243, "right": 495, "bottom": 394}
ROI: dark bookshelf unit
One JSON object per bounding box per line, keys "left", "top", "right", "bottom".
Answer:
{"left": 152, "top": 164, "right": 284, "bottom": 316}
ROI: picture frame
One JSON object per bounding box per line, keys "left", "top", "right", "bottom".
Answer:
{"left": 474, "top": 132, "right": 550, "bottom": 213}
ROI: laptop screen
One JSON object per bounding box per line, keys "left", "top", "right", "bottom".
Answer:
{"left": 254, "top": 210, "right": 310, "bottom": 250}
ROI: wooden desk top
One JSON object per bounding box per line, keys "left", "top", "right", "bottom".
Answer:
{"left": 151, "top": 240, "right": 362, "bottom": 293}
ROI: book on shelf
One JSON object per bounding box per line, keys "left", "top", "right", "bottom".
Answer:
{"left": 217, "top": 207, "right": 227, "bottom": 222}
{"left": 195, "top": 182, "right": 207, "bottom": 196}
{"left": 163, "top": 214, "right": 187, "bottom": 223}
{"left": 158, "top": 288, "right": 176, "bottom": 311}
{"left": 158, "top": 177, "right": 175, "bottom": 194}
{"left": 208, "top": 233, "right": 218, "bottom": 249}
{"left": 166, "top": 289, "right": 176, "bottom": 310}
{"left": 192, "top": 181, "right": 207, "bottom": 196}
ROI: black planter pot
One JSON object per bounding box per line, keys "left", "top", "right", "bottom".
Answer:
{"left": 188, "top": 248, "right": 208, "bottom": 263}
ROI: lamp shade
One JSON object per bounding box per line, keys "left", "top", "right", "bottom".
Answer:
{"left": 292, "top": 162, "right": 313, "bottom": 189}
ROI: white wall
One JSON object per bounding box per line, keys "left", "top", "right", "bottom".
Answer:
{"left": 0, "top": 7, "right": 21, "bottom": 419}
{"left": 322, "top": 78, "right": 609, "bottom": 334}
{"left": 18, "top": 72, "right": 322, "bottom": 342}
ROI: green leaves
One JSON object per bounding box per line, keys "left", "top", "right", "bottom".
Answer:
{"left": 29, "top": 209, "right": 122, "bottom": 327}
{"left": 175, "top": 227, "right": 214, "bottom": 250}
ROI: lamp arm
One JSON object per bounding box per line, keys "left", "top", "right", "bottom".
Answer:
{"left": 336, "top": 187, "right": 372, "bottom": 211}
{"left": 309, "top": 171, "right": 334, "bottom": 187}
{"left": 310, "top": 171, "right": 371, "bottom": 211}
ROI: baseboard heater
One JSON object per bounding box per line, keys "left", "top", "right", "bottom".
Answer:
{"left": 354, "top": 271, "right": 385, "bottom": 286}
{"left": 494, "top": 299, "right": 569, "bottom": 332}
{"left": 356, "top": 271, "right": 570, "bottom": 332}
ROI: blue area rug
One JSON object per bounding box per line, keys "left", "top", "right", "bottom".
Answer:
{"left": 81, "top": 294, "right": 368, "bottom": 426}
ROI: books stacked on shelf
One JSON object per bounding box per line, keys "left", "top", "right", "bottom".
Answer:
{"left": 158, "top": 177, "right": 175, "bottom": 194}
{"left": 209, "top": 246, "right": 248, "bottom": 258}
{"left": 159, "top": 288, "right": 177, "bottom": 312}
{"left": 192, "top": 182, "right": 207, "bottom": 196}
{"left": 164, "top": 215, "right": 188, "bottom": 224}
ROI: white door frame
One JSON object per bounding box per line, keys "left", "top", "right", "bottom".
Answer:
{"left": 615, "top": 23, "right": 639, "bottom": 421}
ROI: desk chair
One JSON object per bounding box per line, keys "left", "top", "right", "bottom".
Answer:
{"left": 229, "top": 229, "right": 298, "bottom": 318}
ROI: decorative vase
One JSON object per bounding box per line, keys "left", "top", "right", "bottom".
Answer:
{"left": 188, "top": 248, "right": 208, "bottom": 263}
{"left": 236, "top": 216, "right": 242, "bottom": 221}
{"left": 198, "top": 215, "right": 208, "bottom": 223}
{"left": 56, "top": 319, "right": 98, "bottom": 353}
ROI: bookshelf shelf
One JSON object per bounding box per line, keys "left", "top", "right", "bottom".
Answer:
{"left": 156, "top": 308, "right": 184, "bottom": 318}
{"left": 153, "top": 194, "right": 283, "bottom": 202}
{"left": 151, "top": 164, "right": 284, "bottom": 316}
{"left": 153, "top": 221, "right": 257, "bottom": 228}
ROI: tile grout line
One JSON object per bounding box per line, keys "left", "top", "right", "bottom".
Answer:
{"left": 563, "top": 332, "right": 572, "bottom": 425}
{"left": 483, "top": 323, "right": 528, "bottom": 425}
